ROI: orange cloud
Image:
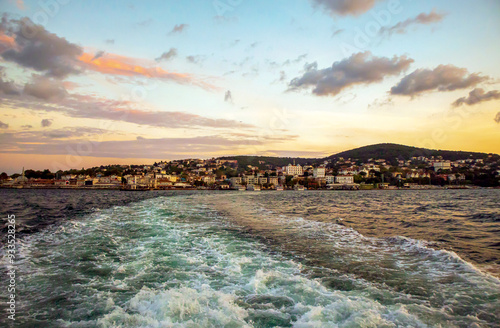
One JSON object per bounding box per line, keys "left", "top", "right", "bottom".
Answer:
{"left": 16, "top": 0, "right": 25, "bottom": 10}
{"left": 0, "top": 33, "right": 16, "bottom": 49}
{"left": 78, "top": 52, "right": 217, "bottom": 90}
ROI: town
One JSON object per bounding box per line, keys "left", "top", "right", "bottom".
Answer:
{"left": 1, "top": 152, "right": 499, "bottom": 190}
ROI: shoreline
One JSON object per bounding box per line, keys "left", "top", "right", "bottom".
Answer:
{"left": 0, "top": 185, "right": 492, "bottom": 191}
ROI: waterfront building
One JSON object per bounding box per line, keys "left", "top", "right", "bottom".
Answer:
{"left": 313, "top": 167, "right": 326, "bottom": 178}
{"left": 268, "top": 177, "right": 279, "bottom": 186}
{"left": 433, "top": 161, "right": 451, "bottom": 172}
{"left": 284, "top": 164, "right": 303, "bottom": 176}
{"left": 335, "top": 175, "right": 354, "bottom": 184}
{"left": 325, "top": 175, "right": 335, "bottom": 184}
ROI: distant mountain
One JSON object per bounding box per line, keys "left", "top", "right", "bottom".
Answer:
{"left": 218, "top": 143, "right": 493, "bottom": 168}
{"left": 327, "top": 143, "right": 490, "bottom": 163}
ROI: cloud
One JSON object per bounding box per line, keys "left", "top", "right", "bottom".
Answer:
{"left": 105, "top": 39, "right": 114, "bottom": 44}
{"left": 0, "top": 18, "right": 214, "bottom": 90}
{"left": 91, "top": 50, "right": 106, "bottom": 61}
{"left": 0, "top": 69, "right": 20, "bottom": 95}
{"left": 279, "top": 71, "right": 286, "bottom": 82}
{"left": 136, "top": 19, "right": 154, "bottom": 27}
{"left": 23, "top": 75, "right": 68, "bottom": 100}
{"left": 290, "top": 54, "right": 308, "bottom": 65}
{"left": 170, "top": 24, "right": 188, "bottom": 34}
{"left": 495, "top": 112, "right": 500, "bottom": 124}
{"left": 311, "top": 0, "right": 380, "bottom": 16}
{"left": 155, "top": 48, "right": 177, "bottom": 62}
{"left": 289, "top": 51, "right": 413, "bottom": 97}
{"left": 2, "top": 93, "right": 255, "bottom": 130}
{"left": 224, "top": 90, "right": 233, "bottom": 103}
{"left": 41, "top": 119, "right": 52, "bottom": 127}
{"left": 380, "top": 10, "right": 445, "bottom": 36}
{"left": 0, "top": 32, "right": 16, "bottom": 52}
{"left": 0, "top": 133, "right": 292, "bottom": 158}
{"left": 1, "top": 17, "right": 83, "bottom": 78}
{"left": 16, "top": 0, "right": 25, "bottom": 10}
{"left": 0, "top": 121, "right": 8, "bottom": 129}
{"left": 391, "top": 64, "right": 489, "bottom": 97}
{"left": 452, "top": 88, "right": 500, "bottom": 107}
{"left": 186, "top": 55, "right": 207, "bottom": 65}
{"left": 331, "top": 28, "right": 345, "bottom": 37}
{"left": 21, "top": 125, "right": 32, "bottom": 129}
{"left": 78, "top": 52, "right": 215, "bottom": 90}
{"left": 41, "top": 127, "right": 107, "bottom": 139}
{"left": 265, "top": 149, "right": 328, "bottom": 157}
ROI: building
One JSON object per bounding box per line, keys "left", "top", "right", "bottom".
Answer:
{"left": 284, "top": 164, "right": 303, "bottom": 176}
{"left": 202, "top": 176, "right": 216, "bottom": 184}
{"left": 325, "top": 175, "right": 335, "bottom": 184}
{"left": 268, "top": 177, "right": 279, "bottom": 186}
{"left": 433, "top": 161, "right": 451, "bottom": 172}
{"left": 313, "top": 167, "right": 326, "bottom": 178}
{"left": 157, "top": 178, "right": 173, "bottom": 188}
{"left": 335, "top": 175, "right": 354, "bottom": 184}
{"left": 243, "top": 175, "right": 258, "bottom": 185}
{"left": 258, "top": 177, "right": 268, "bottom": 185}
{"left": 230, "top": 177, "right": 242, "bottom": 186}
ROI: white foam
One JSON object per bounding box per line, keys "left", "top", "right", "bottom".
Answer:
{"left": 98, "top": 286, "right": 251, "bottom": 328}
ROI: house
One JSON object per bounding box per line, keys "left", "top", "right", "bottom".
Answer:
{"left": 202, "top": 176, "right": 216, "bottom": 184}
{"left": 284, "top": 164, "right": 303, "bottom": 176}
{"left": 313, "top": 167, "right": 326, "bottom": 178}
{"left": 230, "top": 177, "right": 242, "bottom": 186}
{"left": 244, "top": 175, "right": 258, "bottom": 185}
{"left": 335, "top": 175, "right": 354, "bottom": 184}
{"left": 157, "top": 178, "right": 173, "bottom": 188}
{"left": 54, "top": 180, "right": 68, "bottom": 186}
{"left": 258, "top": 177, "right": 268, "bottom": 185}
{"left": 268, "top": 177, "right": 279, "bottom": 186}
{"left": 325, "top": 175, "right": 335, "bottom": 184}
{"left": 433, "top": 161, "right": 451, "bottom": 171}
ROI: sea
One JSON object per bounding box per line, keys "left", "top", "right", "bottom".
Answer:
{"left": 0, "top": 189, "right": 499, "bottom": 327}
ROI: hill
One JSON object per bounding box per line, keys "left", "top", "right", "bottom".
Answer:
{"left": 327, "top": 143, "right": 491, "bottom": 163}
{"left": 217, "top": 155, "right": 319, "bottom": 169}
{"left": 218, "top": 144, "right": 494, "bottom": 168}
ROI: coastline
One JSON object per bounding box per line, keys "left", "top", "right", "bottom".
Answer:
{"left": 0, "top": 185, "right": 489, "bottom": 191}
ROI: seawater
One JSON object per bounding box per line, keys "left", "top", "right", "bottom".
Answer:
{"left": 0, "top": 190, "right": 499, "bottom": 327}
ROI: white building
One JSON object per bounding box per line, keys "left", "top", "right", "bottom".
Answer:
{"left": 268, "top": 177, "right": 279, "bottom": 186}
{"left": 243, "top": 175, "right": 258, "bottom": 185}
{"left": 284, "top": 164, "right": 303, "bottom": 176}
{"left": 258, "top": 177, "right": 268, "bottom": 185}
{"left": 313, "top": 167, "right": 326, "bottom": 178}
{"left": 433, "top": 161, "right": 451, "bottom": 171}
{"left": 325, "top": 175, "right": 335, "bottom": 184}
{"left": 202, "top": 176, "right": 216, "bottom": 184}
{"left": 230, "top": 177, "right": 242, "bottom": 185}
{"left": 335, "top": 175, "right": 354, "bottom": 184}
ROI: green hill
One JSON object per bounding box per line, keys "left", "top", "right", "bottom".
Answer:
{"left": 217, "top": 156, "right": 319, "bottom": 169}
{"left": 218, "top": 143, "right": 493, "bottom": 168}
{"left": 327, "top": 143, "right": 490, "bottom": 163}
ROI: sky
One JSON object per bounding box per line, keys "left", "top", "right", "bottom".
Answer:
{"left": 0, "top": 0, "right": 499, "bottom": 174}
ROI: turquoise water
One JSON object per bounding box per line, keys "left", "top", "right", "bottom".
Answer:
{"left": 1, "top": 191, "right": 499, "bottom": 327}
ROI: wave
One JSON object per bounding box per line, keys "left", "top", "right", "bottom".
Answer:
{"left": 2, "top": 194, "right": 499, "bottom": 327}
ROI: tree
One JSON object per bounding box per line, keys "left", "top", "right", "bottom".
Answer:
{"left": 0, "top": 172, "right": 8, "bottom": 180}
{"left": 41, "top": 169, "right": 54, "bottom": 179}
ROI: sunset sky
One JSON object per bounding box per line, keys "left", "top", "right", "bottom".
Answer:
{"left": 0, "top": 0, "right": 499, "bottom": 174}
